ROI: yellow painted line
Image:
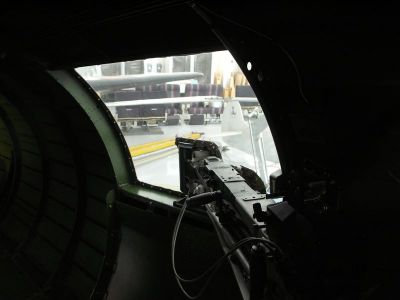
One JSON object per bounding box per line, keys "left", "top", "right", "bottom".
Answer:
{"left": 133, "top": 148, "right": 178, "bottom": 166}
{"left": 129, "top": 133, "right": 201, "bottom": 157}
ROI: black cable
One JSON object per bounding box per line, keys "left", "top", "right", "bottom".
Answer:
{"left": 388, "top": 170, "right": 400, "bottom": 185}
{"left": 171, "top": 196, "right": 283, "bottom": 299}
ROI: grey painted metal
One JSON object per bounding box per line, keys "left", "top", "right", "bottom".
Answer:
{"left": 49, "top": 70, "right": 136, "bottom": 185}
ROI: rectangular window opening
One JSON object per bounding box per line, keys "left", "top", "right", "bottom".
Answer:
{"left": 76, "top": 50, "right": 281, "bottom": 192}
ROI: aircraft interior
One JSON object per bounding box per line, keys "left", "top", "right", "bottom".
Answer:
{"left": 0, "top": 2, "right": 399, "bottom": 300}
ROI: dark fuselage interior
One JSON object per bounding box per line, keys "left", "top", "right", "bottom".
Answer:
{"left": 1, "top": 2, "right": 400, "bottom": 299}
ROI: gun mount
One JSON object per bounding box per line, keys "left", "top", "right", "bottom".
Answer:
{"left": 175, "top": 137, "right": 323, "bottom": 300}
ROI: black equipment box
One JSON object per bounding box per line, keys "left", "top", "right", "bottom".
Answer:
{"left": 166, "top": 115, "right": 180, "bottom": 125}
{"left": 189, "top": 114, "right": 205, "bottom": 125}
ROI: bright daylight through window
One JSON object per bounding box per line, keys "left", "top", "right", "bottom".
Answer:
{"left": 76, "top": 51, "right": 280, "bottom": 191}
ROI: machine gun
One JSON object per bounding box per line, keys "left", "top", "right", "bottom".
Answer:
{"left": 174, "top": 137, "right": 322, "bottom": 300}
